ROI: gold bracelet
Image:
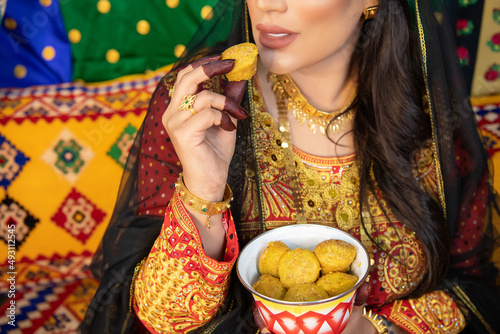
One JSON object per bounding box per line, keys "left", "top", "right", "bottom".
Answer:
{"left": 362, "top": 308, "right": 388, "bottom": 334}
{"left": 175, "top": 173, "right": 233, "bottom": 229}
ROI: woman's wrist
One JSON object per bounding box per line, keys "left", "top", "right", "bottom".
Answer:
{"left": 369, "top": 312, "right": 408, "bottom": 334}
{"left": 362, "top": 308, "right": 388, "bottom": 334}
{"left": 175, "top": 173, "right": 232, "bottom": 229}
{"left": 181, "top": 171, "right": 229, "bottom": 202}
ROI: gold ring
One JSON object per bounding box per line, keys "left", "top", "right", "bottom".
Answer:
{"left": 169, "top": 81, "right": 177, "bottom": 98}
{"left": 179, "top": 94, "right": 197, "bottom": 113}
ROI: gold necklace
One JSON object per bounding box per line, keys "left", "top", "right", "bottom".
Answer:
{"left": 262, "top": 75, "right": 357, "bottom": 229}
{"left": 269, "top": 73, "right": 356, "bottom": 135}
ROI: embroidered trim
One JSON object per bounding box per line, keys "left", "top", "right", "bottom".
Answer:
{"left": 130, "top": 258, "right": 147, "bottom": 312}
{"left": 293, "top": 146, "right": 356, "bottom": 168}
{"left": 247, "top": 77, "right": 267, "bottom": 233}
{"left": 414, "top": 0, "right": 447, "bottom": 221}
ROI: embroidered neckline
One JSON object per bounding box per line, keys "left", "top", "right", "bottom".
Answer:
{"left": 292, "top": 146, "right": 356, "bottom": 168}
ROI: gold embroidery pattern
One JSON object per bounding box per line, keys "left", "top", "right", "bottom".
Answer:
{"left": 412, "top": 139, "right": 438, "bottom": 203}
{"left": 381, "top": 236, "right": 425, "bottom": 297}
{"left": 410, "top": 291, "right": 466, "bottom": 334}
{"left": 134, "top": 194, "right": 234, "bottom": 333}
{"left": 386, "top": 292, "right": 466, "bottom": 334}
{"left": 390, "top": 300, "right": 428, "bottom": 334}
{"left": 243, "top": 84, "right": 360, "bottom": 231}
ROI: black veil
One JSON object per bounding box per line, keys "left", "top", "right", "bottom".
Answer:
{"left": 411, "top": 0, "right": 500, "bottom": 332}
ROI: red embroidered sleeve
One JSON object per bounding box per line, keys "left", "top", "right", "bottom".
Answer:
{"left": 133, "top": 193, "right": 239, "bottom": 333}
{"left": 372, "top": 291, "right": 466, "bottom": 334}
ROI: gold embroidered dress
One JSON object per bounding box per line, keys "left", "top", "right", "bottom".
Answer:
{"left": 132, "top": 74, "right": 486, "bottom": 334}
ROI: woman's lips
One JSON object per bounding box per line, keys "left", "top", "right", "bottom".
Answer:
{"left": 256, "top": 24, "right": 299, "bottom": 49}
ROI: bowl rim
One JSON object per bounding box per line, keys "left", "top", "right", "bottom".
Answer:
{"left": 236, "top": 224, "right": 370, "bottom": 306}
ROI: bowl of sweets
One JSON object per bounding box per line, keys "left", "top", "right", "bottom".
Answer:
{"left": 237, "top": 224, "right": 370, "bottom": 334}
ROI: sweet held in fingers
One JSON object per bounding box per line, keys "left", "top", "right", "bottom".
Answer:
{"left": 222, "top": 42, "right": 259, "bottom": 104}
{"left": 207, "top": 43, "right": 259, "bottom": 130}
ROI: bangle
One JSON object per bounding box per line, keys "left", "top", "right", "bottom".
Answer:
{"left": 362, "top": 308, "right": 388, "bottom": 334}
{"left": 175, "top": 173, "right": 233, "bottom": 229}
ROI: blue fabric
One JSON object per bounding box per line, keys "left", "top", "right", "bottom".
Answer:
{"left": 0, "top": 0, "right": 72, "bottom": 88}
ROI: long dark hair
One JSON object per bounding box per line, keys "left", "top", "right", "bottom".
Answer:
{"left": 351, "top": 0, "right": 449, "bottom": 296}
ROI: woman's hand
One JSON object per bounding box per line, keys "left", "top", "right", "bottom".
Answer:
{"left": 162, "top": 55, "right": 248, "bottom": 260}
{"left": 341, "top": 282, "right": 377, "bottom": 333}
{"left": 163, "top": 55, "right": 248, "bottom": 202}
{"left": 253, "top": 302, "right": 271, "bottom": 334}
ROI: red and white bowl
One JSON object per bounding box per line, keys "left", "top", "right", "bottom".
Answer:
{"left": 237, "top": 224, "right": 370, "bottom": 334}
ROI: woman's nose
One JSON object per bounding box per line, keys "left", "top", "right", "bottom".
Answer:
{"left": 254, "top": 0, "right": 287, "bottom": 13}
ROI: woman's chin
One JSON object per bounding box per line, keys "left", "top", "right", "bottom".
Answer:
{"left": 258, "top": 53, "right": 298, "bottom": 75}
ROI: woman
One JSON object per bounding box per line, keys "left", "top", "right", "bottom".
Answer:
{"left": 80, "top": 0, "right": 500, "bottom": 333}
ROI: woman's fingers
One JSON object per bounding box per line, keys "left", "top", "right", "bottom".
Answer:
{"left": 178, "top": 107, "right": 234, "bottom": 135}
{"left": 172, "top": 59, "right": 234, "bottom": 105}
{"left": 188, "top": 90, "right": 247, "bottom": 120}
{"left": 191, "top": 54, "right": 221, "bottom": 69}
{"left": 202, "top": 59, "right": 235, "bottom": 78}
{"left": 224, "top": 80, "right": 247, "bottom": 104}
{"left": 175, "top": 55, "right": 222, "bottom": 84}
{"left": 167, "top": 90, "right": 247, "bottom": 133}
{"left": 165, "top": 56, "right": 248, "bottom": 133}
{"left": 220, "top": 113, "right": 236, "bottom": 131}
{"left": 175, "top": 59, "right": 235, "bottom": 96}
{"left": 354, "top": 281, "right": 371, "bottom": 306}
{"left": 224, "top": 97, "right": 248, "bottom": 120}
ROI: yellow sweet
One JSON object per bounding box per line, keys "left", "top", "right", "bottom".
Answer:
{"left": 314, "top": 239, "right": 357, "bottom": 274}
{"left": 316, "top": 272, "right": 359, "bottom": 297}
{"left": 278, "top": 248, "right": 321, "bottom": 288}
{"left": 253, "top": 238, "right": 359, "bottom": 302}
{"left": 253, "top": 274, "right": 287, "bottom": 300}
{"left": 259, "top": 241, "right": 291, "bottom": 277}
{"left": 284, "top": 283, "right": 329, "bottom": 302}
{"left": 221, "top": 42, "right": 258, "bottom": 81}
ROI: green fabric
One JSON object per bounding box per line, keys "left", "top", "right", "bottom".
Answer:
{"left": 60, "top": 0, "right": 219, "bottom": 82}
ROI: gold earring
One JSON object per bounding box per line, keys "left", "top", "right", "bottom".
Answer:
{"left": 363, "top": 5, "right": 379, "bottom": 20}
